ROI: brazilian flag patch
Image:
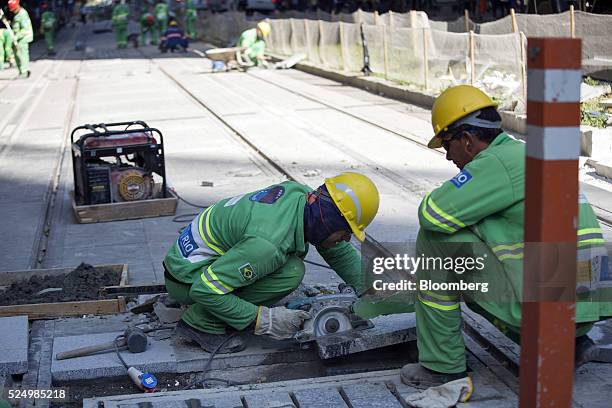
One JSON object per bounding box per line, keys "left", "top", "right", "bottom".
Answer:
{"left": 239, "top": 263, "right": 257, "bottom": 282}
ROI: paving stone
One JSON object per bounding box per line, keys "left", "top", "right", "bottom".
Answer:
{"left": 243, "top": 391, "right": 295, "bottom": 408}
{"left": 340, "top": 383, "right": 402, "bottom": 408}
{"left": 0, "top": 316, "right": 28, "bottom": 375}
{"left": 291, "top": 387, "right": 347, "bottom": 408}
{"left": 316, "top": 313, "right": 416, "bottom": 359}
{"left": 587, "top": 319, "right": 612, "bottom": 363}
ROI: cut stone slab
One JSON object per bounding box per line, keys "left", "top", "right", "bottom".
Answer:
{"left": 51, "top": 331, "right": 177, "bottom": 381}
{"left": 586, "top": 319, "right": 612, "bottom": 363}
{"left": 51, "top": 329, "right": 318, "bottom": 381}
{"left": 315, "top": 313, "right": 416, "bottom": 359}
{"left": 0, "top": 316, "right": 28, "bottom": 375}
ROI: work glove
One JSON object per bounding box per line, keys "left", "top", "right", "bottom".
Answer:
{"left": 254, "top": 306, "right": 310, "bottom": 340}
{"left": 404, "top": 377, "right": 473, "bottom": 408}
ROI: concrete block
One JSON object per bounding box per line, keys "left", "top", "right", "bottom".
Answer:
{"left": 51, "top": 331, "right": 177, "bottom": 381}
{"left": 0, "top": 316, "right": 28, "bottom": 375}
{"left": 581, "top": 126, "right": 612, "bottom": 159}
{"left": 586, "top": 158, "right": 612, "bottom": 180}
{"left": 243, "top": 391, "right": 295, "bottom": 408}
{"left": 316, "top": 313, "right": 416, "bottom": 359}
{"left": 292, "top": 387, "right": 348, "bottom": 408}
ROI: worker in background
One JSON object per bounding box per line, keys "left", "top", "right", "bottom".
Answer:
{"left": 237, "top": 21, "right": 271, "bottom": 67}
{"left": 8, "top": 0, "right": 33, "bottom": 78}
{"left": 111, "top": 0, "right": 129, "bottom": 48}
{"left": 400, "top": 85, "right": 611, "bottom": 388}
{"left": 39, "top": 2, "right": 56, "bottom": 55}
{"left": 154, "top": 0, "right": 168, "bottom": 39}
{"left": 0, "top": 27, "right": 15, "bottom": 70}
{"left": 159, "top": 18, "right": 187, "bottom": 52}
{"left": 139, "top": 8, "right": 157, "bottom": 46}
{"left": 184, "top": 0, "right": 197, "bottom": 39}
{"left": 165, "top": 172, "right": 379, "bottom": 353}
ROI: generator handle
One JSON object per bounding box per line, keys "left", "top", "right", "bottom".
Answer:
{"left": 70, "top": 121, "right": 153, "bottom": 144}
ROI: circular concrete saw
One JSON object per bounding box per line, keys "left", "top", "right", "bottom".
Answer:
{"left": 288, "top": 285, "right": 373, "bottom": 343}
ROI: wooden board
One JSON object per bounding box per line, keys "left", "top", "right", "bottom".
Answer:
{"left": 0, "top": 264, "right": 128, "bottom": 320}
{"left": 0, "top": 298, "right": 126, "bottom": 320}
{"left": 71, "top": 189, "right": 178, "bottom": 224}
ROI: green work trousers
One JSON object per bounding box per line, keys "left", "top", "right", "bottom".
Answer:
{"left": 140, "top": 27, "right": 158, "bottom": 46}
{"left": 185, "top": 14, "right": 196, "bottom": 38}
{"left": 115, "top": 24, "right": 128, "bottom": 48}
{"left": 415, "top": 228, "right": 594, "bottom": 374}
{"left": 156, "top": 19, "right": 167, "bottom": 37}
{"left": 44, "top": 31, "right": 54, "bottom": 52}
{"left": 165, "top": 256, "right": 305, "bottom": 334}
{"left": 1, "top": 31, "right": 14, "bottom": 69}
{"left": 14, "top": 39, "right": 29, "bottom": 75}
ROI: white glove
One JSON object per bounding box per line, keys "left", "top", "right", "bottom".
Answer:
{"left": 404, "top": 377, "right": 473, "bottom": 408}
{"left": 254, "top": 306, "right": 310, "bottom": 340}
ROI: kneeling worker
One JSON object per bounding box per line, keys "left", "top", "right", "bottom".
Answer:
{"left": 401, "top": 85, "right": 611, "bottom": 387}
{"left": 237, "top": 21, "right": 270, "bottom": 67}
{"left": 165, "top": 172, "right": 379, "bottom": 353}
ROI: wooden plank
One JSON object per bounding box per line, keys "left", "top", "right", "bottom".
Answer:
{"left": 72, "top": 189, "right": 177, "bottom": 224}
{"left": 0, "top": 299, "right": 125, "bottom": 320}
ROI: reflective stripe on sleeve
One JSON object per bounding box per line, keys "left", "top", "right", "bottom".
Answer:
{"left": 200, "top": 266, "right": 233, "bottom": 294}
{"left": 421, "top": 194, "right": 465, "bottom": 233}
{"left": 198, "top": 206, "right": 225, "bottom": 255}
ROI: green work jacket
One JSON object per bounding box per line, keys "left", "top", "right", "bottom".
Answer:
{"left": 155, "top": 3, "right": 168, "bottom": 22}
{"left": 238, "top": 28, "right": 265, "bottom": 65}
{"left": 164, "top": 181, "right": 363, "bottom": 329}
{"left": 112, "top": 4, "right": 129, "bottom": 27}
{"left": 185, "top": 0, "right": 197, "bottom": 17}
{"left": 419, "top": 132, "right": 610, "bottom": 325}
{"left": 11, "top": 8, "right": 33, "bottom": 43}
{"left": 40, "top": 11, "right": 55, "bottom": 32}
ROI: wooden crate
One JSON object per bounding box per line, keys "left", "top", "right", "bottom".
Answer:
{"left": 0, "top": 264, "right": 129, "bottom": 320}
{"left": 72, "top": 189, "right": 178, "bottom": 224}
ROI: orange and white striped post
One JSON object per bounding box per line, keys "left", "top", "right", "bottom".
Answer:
{"left": 520, "top": 38, "right": 582, "bottom": 407}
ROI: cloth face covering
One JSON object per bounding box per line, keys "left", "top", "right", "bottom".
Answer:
{"left": 303, "top": 185, "right": 350, "bottom": 246}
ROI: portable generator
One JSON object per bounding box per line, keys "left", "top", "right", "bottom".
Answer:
{"left": 71, "top": 121, "right": 168, "bottom": 206}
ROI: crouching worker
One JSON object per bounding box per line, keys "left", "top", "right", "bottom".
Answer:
{"left": 159, "top": 19, "right": 187, "bottom": 52}
{"left": 165, "top": 172, "right": 380, "bottom": 353}
{"left": 400, "top": 85, "right": 611, "bottom": 389}
{"left": 237, "top": 21, "right": 270, "bottom": 67}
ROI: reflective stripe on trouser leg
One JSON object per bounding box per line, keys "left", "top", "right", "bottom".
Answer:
{"left": 415, "top": 229, "right": 466, "bottom": 374}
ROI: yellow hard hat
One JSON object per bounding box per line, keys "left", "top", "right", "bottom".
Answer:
{"left": 428, "top": 85, "right": 497, "bottom": 149}
{"left": 325, "top": 172, "right": 379, "bottom": 242}
{"left": 257, "top": 21, "right": 271, "bottom": 37}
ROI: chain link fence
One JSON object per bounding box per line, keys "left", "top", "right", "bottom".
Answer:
{"left": 197, "top": 10, "right": 612, "bottom": 114}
